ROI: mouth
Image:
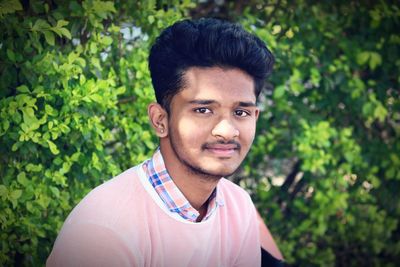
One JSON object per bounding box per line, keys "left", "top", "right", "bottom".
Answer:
{"left": 203, "top": 143, "right": 240, "bottom": 157}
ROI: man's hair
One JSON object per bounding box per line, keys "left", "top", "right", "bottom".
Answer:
{"left": 148, "top": 18, "right": 274, "bottom": 112}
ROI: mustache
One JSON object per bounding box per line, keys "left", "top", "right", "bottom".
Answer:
{"left": 201, "top": 140, "right": 241, "bottom": 150}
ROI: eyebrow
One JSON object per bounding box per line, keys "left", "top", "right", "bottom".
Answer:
{"left": 189, "top": 100, "right": 216, "bottom": 105}
{"left": 188, "top": 99, "right": 257, "bottom": 107}
{"left": 237, "top": 101, "right": 257, "bottom": 107}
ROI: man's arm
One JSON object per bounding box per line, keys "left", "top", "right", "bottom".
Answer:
{"left": 257, "top": 210, "right": 285, "bottom": 266}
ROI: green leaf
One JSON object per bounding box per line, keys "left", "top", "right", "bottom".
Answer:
{"left": 45, "top": 104, "right": 57, "bottom": 116}
{"left": 357, "top": 51, "right": 370, "bottom": 65}
{"left": 101, "top": 36, "right": 113, "bottom": 46}
{"left": 89, "top": 94, "right": 103, "bottom": 103}
{"left": 374, "top": 104, "right": 387, "bottom": 122}
{"left": 75, "top": 57, "right": 86, "bottom": 67}
{"left": 12, "top": 111, "right": 22, "bottom": 123}
{"left": 21, "top": 107, "right": 40, "bottom": 130}
{"left": 68, "top": 51, "right": 79, "bottom": 63}
{"left": 47, "top": 140, "right": 60, "bottom": 155}
{"left": 91, "top": 57, "right": 101, "bottom": 69}
{"left": 50, "top": 186, "right": 60, "bottom": 198}
{"left": 273, "top": 85, "right": 286, "bottom": 99}
{"left": 369, "top": 52, "right": 382, "bottom": 70}
{"left": 11, "top": 142, "right": 20, "bottom": 151}
{"left": 6, "top": 49, "right": 16, "bottom": 62}
{"left": 310, "top": 68, "right": 321, "bottom": 86}
{"left": 26, "top": 163, "right": 43, "bottom": 172}
{"left": 0, "top": 185, "right": 8, "bottom": 198}
{"left": 17, "top": 172, "right": 29, "bottom": 186}
{"left": 16, "top": 85, "right": 30, "bottom": 93}
{"left": 3, "top": 119, "right": 10, "bottom": 132}
{"left": 148, "top": 15, "right": 155, "bottom": 24}
{"left": 56, "top": 19, "right": 69, "bottom": 28}
{"left": 10, "top": 189, "right": 22, "bottom": 200}
{"left": 43, "top": 30, "right": 55, "bottom": 46}
{"left": 59, "top": 27, "right": 71, "bottom": 39}
{"left": 32, "top": 19, "right": 51, "bottom": 31}
{"left": 90, "top": 42, "right": 98, "bottom": 53}
{"left": 92, "top": 1, "right": 116, "bottom": 15}
{"left": 0, "top": 0, "right": 23, "bottom": 17}
{"left": 53, "top": 157, "right": 63, "bottom": 166}
{"left": 37, "top": 194, "right": 50, "bottom": 209}
{"left": 51, "top": 26, "right": 62, "bottom": 37}
{"left": 116, "top": 86, "right": 126, "bottom": 95}
{"left": 362, "top": 102, "right": 373, "bottom": 117}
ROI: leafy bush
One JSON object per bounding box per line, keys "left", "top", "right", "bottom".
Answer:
{"left": 0, "top": 0, "right": 191, "bottom": 265}
{"left": 236, "top": 1, "right": 400, "bottom": 266}
{"left": 1, "top": 0, "right": 399, "bottom": 266}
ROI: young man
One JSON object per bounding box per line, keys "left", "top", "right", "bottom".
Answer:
{"left": 48, "top": 18, "right": 280, "bottom": 266}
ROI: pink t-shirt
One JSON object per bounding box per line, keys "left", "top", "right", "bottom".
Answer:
{"left": 47, "top": 163, "right": 261, "bottom": 267}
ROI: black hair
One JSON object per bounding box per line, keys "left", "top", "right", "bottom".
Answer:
{"left": 148, "top": 18, "right": 274, "bottom": 112}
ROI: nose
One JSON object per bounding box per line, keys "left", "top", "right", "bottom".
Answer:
{"left": 211, "top": 119, "right": 239, "bottom": 140}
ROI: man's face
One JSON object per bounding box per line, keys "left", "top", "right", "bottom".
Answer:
{"left": 164, "top": 67, "right": 259, "bottom": 178}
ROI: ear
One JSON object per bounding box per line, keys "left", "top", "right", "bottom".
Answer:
{"left": 148, "top": 103, "right": 168, "bottom": 138}
{"left": 254, "top": 107, "right": 260, "bottom": 121}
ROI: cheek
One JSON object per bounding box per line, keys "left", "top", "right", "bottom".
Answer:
{"left": 175, "top": 118, "right": 209, "bottom": 145}
{"left": 239, "top": 122, "right": 257, "bottom": 145}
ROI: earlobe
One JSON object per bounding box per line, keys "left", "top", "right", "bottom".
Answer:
{"left": 148, "top": 103, "right": 168, "bottom": 137}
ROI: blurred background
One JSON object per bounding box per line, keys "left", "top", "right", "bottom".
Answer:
{"left": 0, "top": 0, "right": 399, "bottom": 266}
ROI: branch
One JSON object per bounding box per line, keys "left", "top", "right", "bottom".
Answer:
{"left": 281, "top": 160, "right": 301, "bottom": 192}
{"left": 118, "top": 96, "right": 136, "bottom": 104}
{"left": 290, "top": 177, "right": 306, "bottom": 201}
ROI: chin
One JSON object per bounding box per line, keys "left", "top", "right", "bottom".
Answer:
{"left": 205, "top": 158, "right": 241, "bottom": 172}
{"left": 184, "top": 159, "right": 238, "bottom": 179}
{"left": 204, "top": 164, "right": 239, "bottom": 177}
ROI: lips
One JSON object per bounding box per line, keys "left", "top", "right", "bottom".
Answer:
{"left": 207, "top": 144, "right": 238, "bottom": 150}
{"left": 203, "top": 143, "right": 240, "bottom": 157}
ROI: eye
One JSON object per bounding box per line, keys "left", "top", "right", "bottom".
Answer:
{"left": 234, "top": 109, "right": 250, "bottom": 117}
{"left": 194, "top": 107, "right": 212, "bottom": 114}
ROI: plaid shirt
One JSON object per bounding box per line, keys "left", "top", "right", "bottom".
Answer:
{"left": 143, "top": 148, "right": 224, "bottom": 222}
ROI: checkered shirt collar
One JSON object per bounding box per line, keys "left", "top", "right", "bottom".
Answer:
{"left": 144, "top": 148, "right": 224, "bottom": 222}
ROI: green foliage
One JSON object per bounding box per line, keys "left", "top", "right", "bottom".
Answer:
{"left": 1, "top": 0, "right": 399, "bottom": 266}
{"left": 0, "top": 0, "right": 192, "bottom": 265}
{"left": 235, "top": 1, "right": 400, "bottom": 266}
{"left": 0, "top": 0, "right": 22, "bottom": 17}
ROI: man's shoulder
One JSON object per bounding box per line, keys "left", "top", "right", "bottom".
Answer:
{"left": 64, "top": 164, "right": 145, "bottom": 225}
{"left": 219, "top": 178, "right": 251, "bottom": 198}
{"left": 218, "top": 178, "right": 255, "bottom": 210}
{"left": 48, "top": 164, "right": 148, "bottom": 266}
{"left": 85, "top": 165, "right": 142, "bottom": 201}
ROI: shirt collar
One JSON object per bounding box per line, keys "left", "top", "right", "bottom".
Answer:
{"left": 144, "top": 148, "right": 224, "bottom": 222}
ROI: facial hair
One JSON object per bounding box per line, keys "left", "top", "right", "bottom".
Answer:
{"left": 168, "top": 125, "right": 240, "bottom": 181}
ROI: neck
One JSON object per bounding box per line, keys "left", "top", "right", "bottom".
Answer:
{"left": 159, "top": 144, "right": 220, "bottom": 212}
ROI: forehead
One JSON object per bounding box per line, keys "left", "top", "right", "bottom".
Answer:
{"left": 176, "top": 67, "right": 256, "bottom": 104}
